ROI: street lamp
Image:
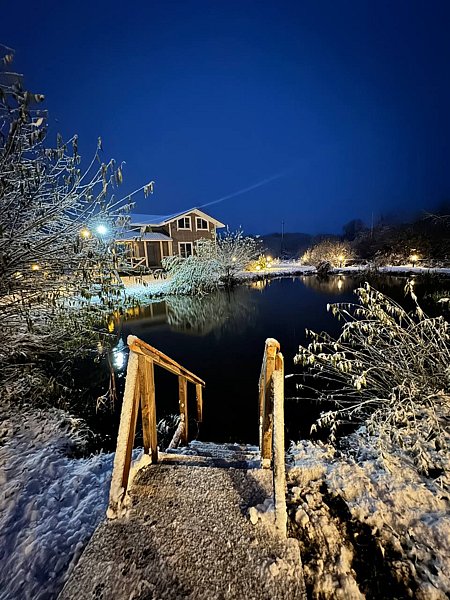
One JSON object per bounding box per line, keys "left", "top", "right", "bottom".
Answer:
{"left": 96, "top": 224, "right": 108, "bottom": 236}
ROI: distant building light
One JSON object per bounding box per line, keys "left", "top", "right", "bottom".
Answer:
{"left": 410, "top": 253, "right": 419, "bottom": 266}
{"left": 31, "top": 264, "right": 40, "bottom": 271}
{"left": 80, "top": 228, "right": 91, "bottom": 239}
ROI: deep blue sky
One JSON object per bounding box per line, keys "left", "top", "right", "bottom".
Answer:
{"left": 4, "top": 1, "right": 450, "bottom": 234}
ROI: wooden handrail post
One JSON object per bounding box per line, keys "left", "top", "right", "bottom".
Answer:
{"left": 139, "top": 355, "right": 158, "bottom": 464}
{"left": 272, "top": 353, "right": 287, "bottom": 535}
{"left": 178, "top": 375, "right": 188, "bottom": 445}
{"left": 259, "top": 338, "right": 280, "bottom": 468}
{"left": 108, "top": 350, "right": 140, "bottom": 517}
{"left": 196, "top": 383, "right": 203, "bottom": 423}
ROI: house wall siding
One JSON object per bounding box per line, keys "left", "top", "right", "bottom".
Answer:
{"left": 170, "top": 211, "right": 215, "bottom": 249}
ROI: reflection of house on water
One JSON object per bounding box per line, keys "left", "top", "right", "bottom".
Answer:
{"left": 113, "top": 288, "right": 257, "bottom": 336}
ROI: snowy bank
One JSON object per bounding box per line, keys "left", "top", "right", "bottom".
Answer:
{"left": 0, "top": 410, "right": 114, "bottom": 600}
{"left": 287, "top": 436, "right": 450, "bottom": 599}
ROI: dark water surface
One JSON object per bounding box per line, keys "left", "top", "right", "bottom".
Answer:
{"left": 79, "top": 274, "right": 450, "bottom": 450}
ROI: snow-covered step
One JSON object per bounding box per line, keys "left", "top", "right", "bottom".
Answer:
{"left": 165, "top": 440, "right": 260, "bottom": 468}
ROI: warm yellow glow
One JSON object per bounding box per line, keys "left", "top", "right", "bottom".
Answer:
{"left": 266, "top": 255, "right": 273, "bottom": 262}
{"left": 337, "top": 277, "right": 343, "bottom": 290}
{"left": 80, "top": 227, "right": 91, "bottom": 239}
{"left": 232, "top": 256, "right": 237, "bottom": 262}
{"left": 410, "top": 253, "right": 419, "bottom": 264}
{"left": 31, "top": 264, "right": 40, "bottom": 271}
{"left": 338, "top": 254, "right": 345, "bottom": 263}
{"left": 255, "top": 265, "right": 261, "bottom": 271}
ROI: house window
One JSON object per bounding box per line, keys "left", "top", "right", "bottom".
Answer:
{"left": 179, "top": 242, "right": 193, "bottom": 258}
{"left": 177, "top": 216, "right": 191, "bottom": 230}
{"left": 196, "top": 217, "right": 209, "bottom": 231}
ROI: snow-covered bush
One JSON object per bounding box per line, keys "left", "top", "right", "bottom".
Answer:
{"left": 163, "top": 228, "right": 261, "bottom": 294}
{"left": 162, "top": 254, "right": 222, "bottom": 295}
{"left": 213, "top": 227, "right": 261, "bottom": 283}
{"left": 294, "top": 283, "right": 450, "bottom": 474}
{"left": 301, "top": 239, "right": 356, "bottom": 267}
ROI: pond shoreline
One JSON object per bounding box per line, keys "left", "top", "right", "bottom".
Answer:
{"left": 120, "top": 263, "right": 450, "bottom": 299}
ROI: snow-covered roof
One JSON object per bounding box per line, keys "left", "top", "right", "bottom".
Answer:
{"left": 115, "top": 232, "right": 173, "bottom": 242}
{"left": 129, "top": 208, "right": 225, "bottom": 228}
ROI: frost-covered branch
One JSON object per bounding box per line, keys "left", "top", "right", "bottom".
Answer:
{"left": 294, "top": 282, "right": 450, "bottom": 473}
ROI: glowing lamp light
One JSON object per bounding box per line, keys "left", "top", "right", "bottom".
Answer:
{"left": 232, "top": 256, "right": 237, "bottom": 262}
{"left": 31, "top": 264, "right": 40, "bottom": 271}
{"left": 255, "top": 265, "right": 261, "bottom": 271}
{"left": 410, "top": 253, "right": 419, "bottom": 266}
{"left": 80, "top": 227, "right": 91, "bottom": 239}
{"left": 266, "top": 255, "right": 273, "bottom": 262}
{"left": 96, "top": 224, "right": 108, "bottom": 235}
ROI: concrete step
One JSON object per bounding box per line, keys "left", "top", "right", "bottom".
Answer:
{"left": 166, "top": 440, "right": 261, "bottom": 468}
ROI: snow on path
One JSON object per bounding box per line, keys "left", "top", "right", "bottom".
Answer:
{"left": 0, "top": 410, "right": 114, "bottom": 600}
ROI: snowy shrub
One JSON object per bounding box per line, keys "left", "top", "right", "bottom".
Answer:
{"left": 163, "top": 228, "right": 261, "bottom": 294}
{"left": 301, "top": 239, "right": 356, "bottom": 268}
{"left": 213, "top": 227, "right": 261, "bottom": 283}
{"left": 162, "top": 254, "right": 222, "bottom": 295}
{"left": 294, "top": 283, "right": 450, "bottom": 474}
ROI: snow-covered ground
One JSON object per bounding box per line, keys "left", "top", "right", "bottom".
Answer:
{"left": 287, "top": 436, "right": 450, "bottom": 599}
{"left": 0, "top": 410, "right": 114, "bottom": 600}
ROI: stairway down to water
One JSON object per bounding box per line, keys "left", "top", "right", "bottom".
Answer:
{"left": 60, "top": 446, "right": 306, "bottom": 600}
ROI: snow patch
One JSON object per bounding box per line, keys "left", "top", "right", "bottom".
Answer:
{"left": 0, "top": 410, "right": 114, "bottom": 600}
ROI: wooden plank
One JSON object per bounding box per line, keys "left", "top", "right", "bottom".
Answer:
{"left": 108, "top": 350, "right": 140, "bottom": 517}
{"left": 272, "top": 353, "right": 287, "bottom": 535}
{"left": 196, "top": 383, "right": 203, "bottom": 423}
{"left": 178, "top": 375, "right": 188, "bottom": 445}
{"left": 128, "top": 335, "right": 205, "bottom": 386}
{"left": 139, "top": 355, "right": 158, "bottom": 464}
{"left": 260, "top": 338, "right": 280, "bottom": 468}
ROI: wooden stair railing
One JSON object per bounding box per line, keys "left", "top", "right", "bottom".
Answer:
{"left": 258, "top": 338, "right": 287, "bottom": 534}
{"left": 108, "top": 335, "right": 205, "bottom": 518}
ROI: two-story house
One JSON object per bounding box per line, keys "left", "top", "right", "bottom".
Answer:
{"left": 116, "top": 208, "right": 226, "bottom": 269}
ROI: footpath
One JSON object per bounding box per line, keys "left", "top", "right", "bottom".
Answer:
{"left": 60, "top": 446, "right": 306, "bottom": 600}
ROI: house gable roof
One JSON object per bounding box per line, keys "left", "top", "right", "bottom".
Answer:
{"left": 129, "top": 208, "right": 225, "bottom": 228}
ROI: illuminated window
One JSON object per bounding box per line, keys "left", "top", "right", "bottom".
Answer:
{"left": 177, "top": 216, "right": 191, "bottom": 230}
{"left": 196, "top": 217, "right": 208, "bottom": 230}
{"left": 179, "top": 242, "right": 193, "bottom": 258}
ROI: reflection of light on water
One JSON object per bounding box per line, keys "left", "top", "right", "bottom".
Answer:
{"left": 113, "top": 350, "right": 126, "bottom": 370}
{"left": 250, "top": 279, "right": 267, "bottom": 291}
{"left": 112, "top": 339, "right": 127, "bottom": 371}
{"left": 337, "top": 277, "right": 344, "bottom": 291}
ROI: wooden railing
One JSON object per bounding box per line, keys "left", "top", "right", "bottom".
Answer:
{"left": 108, "top": 335, "right": 205, "bottom": 518}
{"left": 259, "top": 338, "right": 287, "bottom": 533}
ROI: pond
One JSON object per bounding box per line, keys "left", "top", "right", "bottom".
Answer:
{"left": 77, "top": 273, "right": 450, "bottom": 451}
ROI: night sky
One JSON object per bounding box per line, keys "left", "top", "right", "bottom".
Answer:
{"left": 4, "top": 1, "right": 450, "bottom": 234}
